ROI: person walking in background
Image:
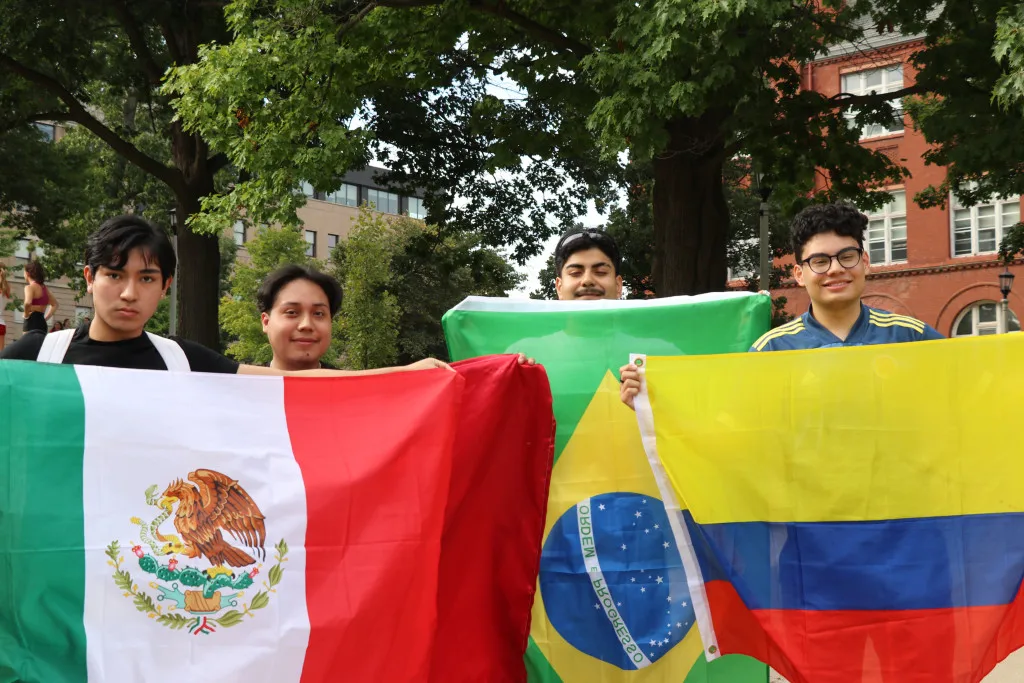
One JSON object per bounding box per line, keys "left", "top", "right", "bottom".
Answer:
{"left": 22, "top": 260, "right": 57, "bottom": 334}
{"left": 0, "top": 264, "right": 11, "bottom": 350}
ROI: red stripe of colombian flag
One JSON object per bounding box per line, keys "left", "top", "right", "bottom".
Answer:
{"left": 431, "top": 356, "right": 555, "bottom": 682}
{"left": 284, "top": 368, "right": 463, "bottom": 682}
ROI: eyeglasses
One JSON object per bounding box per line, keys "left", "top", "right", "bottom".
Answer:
{"left": 800, "top": 247, "right": 863, "bottom": 274}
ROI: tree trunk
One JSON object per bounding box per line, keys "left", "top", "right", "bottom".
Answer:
{"left": 170, "top": 124, "right": 221, "bottom": 350}
{"left": 651, "top": 118, "right": 730, "bottom": 296}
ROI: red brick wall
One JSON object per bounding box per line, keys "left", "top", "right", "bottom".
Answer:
{"left": 765, "top": 41, "right": 1024, "bottom": 336}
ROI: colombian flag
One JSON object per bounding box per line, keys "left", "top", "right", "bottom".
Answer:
{"left": 443, "top": 293, "right": 771, "bottom": 683}
{"left": 635, "top": 334, "right": 1024, "bottom": 683}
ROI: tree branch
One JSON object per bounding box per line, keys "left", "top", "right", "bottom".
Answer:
{"left": 106, "top": 0, "right": 165, "bottom": 84}
{"left": 0, "top": 52, "right": 183, "bottom": 191}
{"left": 369, "top": 0, "right": 595, "bottom": 56}
{"left": 467, "top": 0, "right": 595, "bottom": 56}
{"left": 829, "top": 85, "right": 924, "bottom": 109}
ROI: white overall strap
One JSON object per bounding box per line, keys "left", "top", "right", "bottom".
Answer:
{"left": 35, "top": 329, "right": 76, "bottom": 364}
{"left": 145, "top": 332, "right": 191, "bottom": 372}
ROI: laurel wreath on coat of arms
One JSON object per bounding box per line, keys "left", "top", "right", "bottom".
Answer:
{"left": 106, "top": 469, "right": 287, "bottom": 636}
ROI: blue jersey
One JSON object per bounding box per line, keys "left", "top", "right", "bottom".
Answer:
{"left": 750, "top": 303, "right": 944, "bottom": 352}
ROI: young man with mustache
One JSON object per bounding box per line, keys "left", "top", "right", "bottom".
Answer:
{"left": 553, "top": 229, "right": 623, "bottom": 301}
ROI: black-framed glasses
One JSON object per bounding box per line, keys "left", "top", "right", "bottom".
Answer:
{"left": 800, "top": 246, "right": 863, "bottom": 274}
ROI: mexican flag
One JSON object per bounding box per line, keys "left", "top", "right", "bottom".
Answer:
{"left": 443, "top": 293, "right": 772, "bottom": 683}
{"left": 0, "top": 355, "right": 553, "bottom": 683}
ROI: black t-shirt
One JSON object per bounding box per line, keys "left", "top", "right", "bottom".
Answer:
{"left": 0, "top": 325, "right": 240, "bottom": 374}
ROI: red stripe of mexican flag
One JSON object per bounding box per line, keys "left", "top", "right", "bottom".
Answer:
{"left": 0, "top": 361, "right": 461, "bottom": 682}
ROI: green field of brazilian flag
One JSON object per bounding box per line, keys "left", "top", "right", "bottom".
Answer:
{"left": 443, "top": 293, "right": 771, "bottom": 683}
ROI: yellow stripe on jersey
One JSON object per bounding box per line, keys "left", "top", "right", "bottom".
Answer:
{"left": 752, "top": 318, "right": 805, "bottom": 351}
{"left": 868, "top": 311, "right": 925, "bottom": 333}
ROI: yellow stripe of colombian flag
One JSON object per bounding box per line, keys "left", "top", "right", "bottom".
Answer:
{"left": 645, "top": 334, "right": 1024, "bottom": 525}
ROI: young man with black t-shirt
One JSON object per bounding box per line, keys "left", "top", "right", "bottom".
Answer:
{"left": 0, "top": 215, "right": 447, "bottom": 376}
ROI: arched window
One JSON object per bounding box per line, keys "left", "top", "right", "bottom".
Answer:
{"left": 952, "top": 301, "right": 1020, "bottom": 336}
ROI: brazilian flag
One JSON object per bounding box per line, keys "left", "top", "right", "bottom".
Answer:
{"left": 442, "top": 293, "right": 772, "bottom": 683}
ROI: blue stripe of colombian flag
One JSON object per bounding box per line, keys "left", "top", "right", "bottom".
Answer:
{"left": 685, "top": 511, "right": 1024, "bottom": 683}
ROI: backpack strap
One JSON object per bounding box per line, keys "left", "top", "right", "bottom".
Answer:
{"left": 35, "top": 329, "right": 76, "bottom": 364}
{"left": 146, "top": 332, "right": 191, "bottom": 372}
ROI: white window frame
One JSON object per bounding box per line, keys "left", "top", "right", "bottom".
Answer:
{"left": 304, "top": 230, "right": 317, "bottom": 257}
{"left": 232, "top": 221, "right": 247, "bottom": 246}
{"left": 726, "top": 237, "right": 758, "bottom": 282}
{"left": 863, "top": 189, "right": 908, "bottom": 265}
{"left": 950, "top": 190, "right": 1021, "bottom": 257}
{"left": 840, "top": 65, "right": 905, "bottom": 139}
{"left": 952, "top": 301, "right": 1020, "bottom": 336}
{"left": 327, "top": 233, "right": 340, "bottom": 251}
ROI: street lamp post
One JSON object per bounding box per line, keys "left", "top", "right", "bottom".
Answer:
{"left": 168, "top": 208, "right": 178, "bottom": 337}
{"left": 998, "top": 268, "right": 1015, "bottom": 334}
{"left": 756, "top": 173, "right": 773, "bottom": 293}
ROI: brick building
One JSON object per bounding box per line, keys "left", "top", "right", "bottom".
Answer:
{"left": 771, "top": 32, "right": 1023, "bottom": 335}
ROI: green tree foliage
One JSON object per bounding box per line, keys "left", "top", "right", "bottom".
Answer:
{"left": 167, "top": 0, "right": 912, "bottom": 299}
{"left": 0, "top": 0, "right": 240, "bottom": 347}
{"left": 329, "top": 207, "right": 521, "bottom": 367}
{"left": 331, "top": 212, "right": 402, "bottom": 370}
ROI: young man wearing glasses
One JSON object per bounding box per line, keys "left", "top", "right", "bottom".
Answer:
{"left": 749, "top": 202, "right": 942, "bottom": 351}
{"left": 553, "top": 229, "right": 623, "bottom": 301}
{"left": 618, "top": 203, "right": 942, "bottom": 408}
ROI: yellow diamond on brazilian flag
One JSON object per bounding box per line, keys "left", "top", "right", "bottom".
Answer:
{"left": 443, "top": 293, "right": 771, "bottom": 683}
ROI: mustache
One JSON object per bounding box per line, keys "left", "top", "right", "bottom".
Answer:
{"left": 575, "top": 288, "right": 605, "bottom": 297}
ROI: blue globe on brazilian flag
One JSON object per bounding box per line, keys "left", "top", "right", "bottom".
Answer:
{"left": 443, "top": 293, "right": 771, "bottom": 682}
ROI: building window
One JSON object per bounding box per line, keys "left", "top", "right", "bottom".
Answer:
{"left": 304, "top": 230, "right": 317, "bottom": 257}
{"left": 951, "top": 191, "right": 1020, "bottom": 257}
{"left": 328, "top": 234, "right": 339, "bottom": 251}
{"left": 34, "top": 122, "right": 56, "bottom": 142}
{"left": 15, "top": 239, "right": 44, "bottom": 259}
{"left": 364, "top": 188, "right": 400, "bottom": 215}
{"left": 74, "top": 306, "right": 92, "bottom": 325}
{"left": 326, "top": 183, "right": 359, "bottom": 207}
{"left": 864, "top": 190, "right": 907, "bottom": 265}
{"left": 953, "top": 301, "right": 1020, "bottom": 336}
{"left": 841, "top": 65, "right": 904, "bottom": 139}
{"left": 300, "top": 181, "right": 315, "bottom": 198}
{"left": 233, "top": 221, "right": 247, "bottom": 246}
{"left": 407, "top": 197, "right": 426, "bottom": 219}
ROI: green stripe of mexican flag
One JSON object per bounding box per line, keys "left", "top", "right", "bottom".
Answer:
{"left": 1, "top": 359, "right": 462, "bottom": 683}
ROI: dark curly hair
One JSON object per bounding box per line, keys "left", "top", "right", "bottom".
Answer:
{"left": 790, "top": 203, "right": 868, "bottom": 262}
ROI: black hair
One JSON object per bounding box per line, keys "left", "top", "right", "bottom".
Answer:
{"left": 24, "top": 260, "right": 46, "bottom": 284}
{"left": 256, "top": 265, "right": 343, "bottom": 318}
{"left": 790, "top": 203, "right": 868, "bottom": 261}
{"left": 554, "top": 229, "right": 621, "bottom": 275}
{"left": 86, "top": 215, "right": 177, "bottom": 284}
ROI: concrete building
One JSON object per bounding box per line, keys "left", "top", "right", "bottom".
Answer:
{"left": 233, "top": 166, "right": 425, "bottom": 262}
